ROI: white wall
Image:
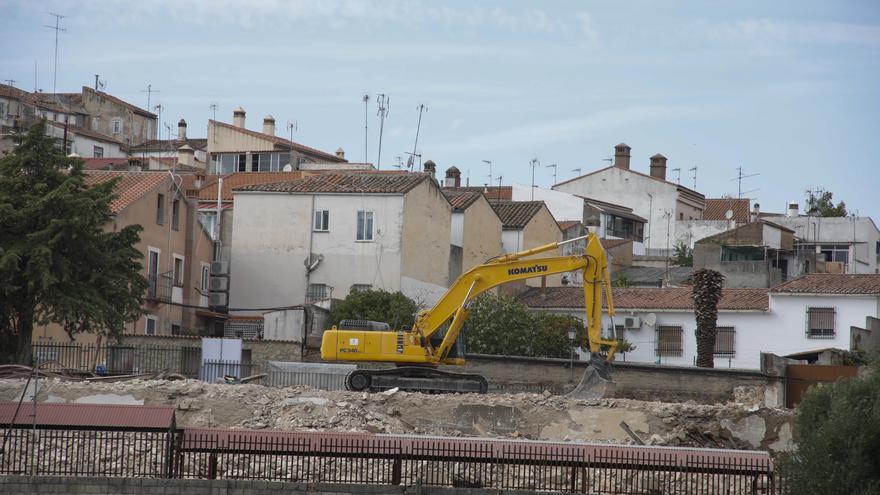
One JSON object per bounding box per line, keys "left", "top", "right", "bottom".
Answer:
{"left": 554, "top": 167, "right": 679, "bottom": 251}
{"left": 675, "top": 220, "right": 733, "bottom": 248}
{"left": 510, "top": 184, "right": 583, "bottom": 221}
{"left": 765, "top": 216, "right": 880, "bottom": 273}
{"left": 532, "top": 293, "right": 880, "bottom": 370}
{"left": 763, "top": 224, "right": 782, "bottom": 249}
{"left": 501, "top": 230, "right": 522, "bottom": 254}
{"left": 451, "top": 211, "right": 464, "bottom": 247}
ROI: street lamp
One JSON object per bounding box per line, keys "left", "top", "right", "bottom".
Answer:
{"left": 567, "top": 326, "right": 577, "bottom": 382}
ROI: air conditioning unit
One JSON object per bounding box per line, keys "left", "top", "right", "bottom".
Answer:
{"left": 209, "top": 292, "right": 228, "bottom": 307}
{"left": 624, "top": 316, "right": 641, "bottom": 329}
{"left": 211, "top": 261, "right": 229, "bottom": 276}
{"left": 209, "top": 277, "right": 229, "bottom": 292}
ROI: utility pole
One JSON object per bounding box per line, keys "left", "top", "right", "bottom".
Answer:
{"left": 362, "top": 94, "right": 369, "bottom": 164}
{"left": 94, "top": 74, "right": 99, "bottom": 90}
{"left": 44, "top": 13, "right": 65, "bottom": 94}
{"left": 141, "top": 84, "right": 160, "bottom": 111}
{"left": 375, "top": 93, "right": 389, "bottom": 170}
{"left": 411, "top": 104, "right": 427, "bottom": 171}
{"left": 546, "top": 163, "right": 557, "bottom": 185}
{"left": 530, "top": 158, "right": 539, "bottom": 200}
{"left": 482, "top": 160, "right": 492, "bottom": 188}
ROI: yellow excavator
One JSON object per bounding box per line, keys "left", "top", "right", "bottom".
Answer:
{"left": 320, "top": 232, "right": 618, "bottom": 396}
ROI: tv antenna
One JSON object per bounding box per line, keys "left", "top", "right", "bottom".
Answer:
{"left": 672, "top": 167, "right": 681, "bottom": 184}
{"left": 411, "top": 103, "right": 427, "bottom": 171}
{"left": 731, "top": 166, "right": 760, "bottom": 198}
{"left": 405, "top": 152, "right": 421, "bottom": 171}
{"left": 44, "top": 12, "right": 66, "bottom": 94}
{"left": 362, "top": 94, "right": 369, "bottom": 164}
{"left": 209, "top": 102, "right": 218, "bottom": 120}
{"left": 286, "top": 121, "right": 298, "bottom": 142}
{"left": 3, "top": 79, "right": 15, "bottom": 87}
{"left": 482, "top": 160, "right": 493, "bottom": 188}
{"left": 546, "top": 163, "right": 557, "bottom": 185}
{"left": 529, "top": 158, "right": 540, "bottom": 200}
{"left": 375, "top": 93, "right": 389, "bottom": 170}
{"left": 689, "top": 166, "right": 697, "bottom": 189}
{"left": 393, "top": 155, "right": 403, "bottom": 169}
{"left": 141, "top": 84, "right": 160, "bottom": 111}
{"left": 571, "top": 167, "right": 582, "bottom": 176}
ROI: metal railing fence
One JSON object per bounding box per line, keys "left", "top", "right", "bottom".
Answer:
{"left": 32, "top": 343, "right": 202, "bottom": 378}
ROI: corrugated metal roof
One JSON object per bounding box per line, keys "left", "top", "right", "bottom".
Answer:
{"left": 0, "top": 402, "right": 175, "bottom": 430}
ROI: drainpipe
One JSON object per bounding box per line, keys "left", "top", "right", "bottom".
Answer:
{"left": 304, "top": 195, "right": 315, "bottom": 302}
{"left": 215, "top": 177, "right": 223, "bottom": 260}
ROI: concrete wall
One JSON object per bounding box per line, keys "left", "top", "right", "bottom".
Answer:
{"left": 522, "top": 206, "right": 563, "bottom": 288}
{"left": 0, "top": 476, "right": 548, "bottom": 495}
{"left": 675, "top": 220, "right": 733, "bottom": 248}
{"left": 44, "top": 124, "right": 126, "bottom": 158}
{"left": 81, "top": 87, "right": 156, "bottom": 146}
{"left": 554, "top": 167, "right": 686, "bottom": 251}
{"left": 460, "top": 195, "right": 503, "bottom": 272}
{"left": 527, "top": 292, "right": 880, "bottom": 370}
{"left": 207, "top": 119, "right": 275, "bottom": 153}
{"left": 766, "top": 215, "right": 880, "bottom": 274}
{"left": 119, "top": 334, "right": 303, "bottom": 364}
{"left": 694, "top": 244, "right": 777, "bottom": 288}
{"left": 510, "top": 184, "right": 584, "bottom": 221}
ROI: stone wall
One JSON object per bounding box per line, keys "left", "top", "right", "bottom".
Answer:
{"left": 0, "top": 476, "right": 549, "bottom": 495}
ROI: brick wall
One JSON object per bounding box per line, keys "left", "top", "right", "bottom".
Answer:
{"left": 118, "top": 335, "right": 302, "bottom": 372}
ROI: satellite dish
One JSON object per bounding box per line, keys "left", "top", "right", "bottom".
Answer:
{"left": 643, "top": 313, "right": 657, "bottom": 327}
{"left": 724, "top": 209, "right": 734, "bottom": 220}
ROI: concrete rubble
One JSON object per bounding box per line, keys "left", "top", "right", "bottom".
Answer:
{"left": 0, "top": 378, "right": 795, "bottom": 453}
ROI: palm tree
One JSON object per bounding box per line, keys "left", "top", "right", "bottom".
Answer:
{"left": 692, "top": 269, "right": 724, "bottom": 368}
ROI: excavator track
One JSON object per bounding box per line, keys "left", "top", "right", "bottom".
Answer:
{"left": 344, "top": 367, "right": 488, "bottom": 394}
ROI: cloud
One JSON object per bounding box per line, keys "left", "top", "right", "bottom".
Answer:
{"left": 691, "top": 18, "right": 880, "bottom": 49}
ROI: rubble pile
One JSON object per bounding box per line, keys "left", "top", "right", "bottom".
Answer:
{"left": 0, "top": 378, "right": 794, "bottom": 453}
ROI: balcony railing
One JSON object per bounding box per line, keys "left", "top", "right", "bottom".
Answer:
{"left": 146, "top": 270, "right": 173, "bottom": 302}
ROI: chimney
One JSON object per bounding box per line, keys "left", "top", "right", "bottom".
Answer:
{"left": 177, "top": 119, "right": 187, "bottom": 140}
{"left": 178, "top": 144, "right": 194, "bottom": 167}
{"left": 262, "top": 115, "right": 275, "bottom": 136}
{"left": 649, "top": 153, "right": 667, "bottom": 180}
{"left": 423, "top": 160, "right": 436, "bottom": 179}
{"left": 336, "top": 147, "right": 345, "bottom": 159}
{"left": 614, "top": 143, "right": 631, "bottom": 170}
{"left": 444, "top": 166, "right": 461, "bottom": 188}
{"left": 751, "top": 203, "right": 760, "bottom": 222}
{"left": 787, "top": 202, "right": 799, "bottom": 218}
{"left": 233, "top": 106, "right": 246, "bottom": 128}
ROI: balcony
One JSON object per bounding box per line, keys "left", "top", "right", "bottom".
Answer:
{"left": 146, "top": 270, "right": 173, "bottom": 303}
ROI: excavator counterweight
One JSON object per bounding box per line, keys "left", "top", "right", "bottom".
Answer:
{"left": 320, "top": 233, "right": 619, "bottom": 395}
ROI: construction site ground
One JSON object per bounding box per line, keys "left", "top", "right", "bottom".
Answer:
{"left": 0, "top": 378, "right": 794, "bottom": 454}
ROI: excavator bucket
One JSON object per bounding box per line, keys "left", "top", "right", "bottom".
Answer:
{"left": 566, "top": 354, "right": 615, "bottom": 400}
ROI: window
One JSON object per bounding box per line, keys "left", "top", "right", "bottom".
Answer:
{"left": 314, "top": 209, "right": 329, "bottom": 231}
{"left": 171, "top": 324, "right": 181, "bottom": 336}
{"left": 237, "top": 154, "right": 247, "bottom": 172}
{"left": 171, "top": 199, "right": 180, "bottom": 231}
{"left": 156, "top": 194, "right": 165, "bottom": 225}
{"left": 350, "top": 284, "right": 372, "bottom": 293}
{"left": 714, "top": 326, "right": 736, "bottom": 356}
{"left": 145, "top": 316, "right": 157, "bottom": 335}
{"left": 307, "top": 283, "right": 330, "bottom": 302}
{"left": 201, "top": 264, "right": 210, "bottom": 291}
{"left": 356, "top": 211, "right": 374, "bottom": 241}
{"left": 252, "top": 153, "right": 271, "bottom": 172}
{"left": 807, "top": 307, "right": 835, "bottom": 338}
{"left": 111, "top": 119, "right": 121, "bottom": 134}
{"left": 199, "top": 211, "right": 217, "bottom": 239}
{"left": 173, "top": 256, "right": 184, "bottom": 287}
{"left": 655, "top": 325, "right": 683, "bottom": 357}
{"left": 93, "top": 145, "right": 104, "bottom": 158}
{"left": 147, "top": 249, "right": 160, "bottom": 298}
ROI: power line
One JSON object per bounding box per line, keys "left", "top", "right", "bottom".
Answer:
{"left": 44, "top": 12, "right": 66, "bottom": 94}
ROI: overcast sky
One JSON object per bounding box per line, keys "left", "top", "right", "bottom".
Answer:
{"left": 2, "top": 0, "right": 878, "bottom": 219}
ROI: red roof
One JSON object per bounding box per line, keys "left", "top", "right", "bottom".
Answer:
{"left": 236, "top": 172, "right": 432, "bottom": 195}
{"left": 199, "top": 171, "right": 306, "bottom": 202}
{"left": 600, "top": 238, "right": 633, "bottom": 250}
{"left": 492, "top": 201, "right": 550, "bottom": 230}
{"left": 84, "top": 171, "right": 168, "bottom": 214}
{"left": 557, "top": 220, "right": 582, "bottom": 232}
{"left": 771, "top": 274, "right": 880, "bottom": 295}
{"left": 0, "top": 402, "right": 175, "bottom": 430}
{"left": 442, "top": 189, "right": 484, "bottom": 210}
{"left": 704, "top": 198, "right": 750, "bottom": 222}
{"left": 210, "top": 120, "right": 344, "bottom": 163}
{"left": 517, "top": 286, "right": 769, "bottom": 311}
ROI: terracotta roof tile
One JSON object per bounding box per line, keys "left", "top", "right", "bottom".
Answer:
{"left": 558, "top": 220, "right": 582, "bottom": 232}
{"left": 517, "top": 286, "right": 769, "bottom": 311}
{"left": 455, "top": 186, "right": 512, "bottom": 201}
{"left": 442, "top": 189, "right": 484, "bottom": 210}
{"left": 0, "top": 402, "right": 175, "bottom": 430}
{"left": 601, "top": 238, "right": 632, "bottom": 250}
{"left": 235, "top": 172, "right": 432, "bottom": 195}
{"left": 492, "top": 201, "right": 547, "bottom": 229}
{"left": 771, "top": 274, "right": 880, "bottom": 295}
{"left": 210, "top": 120, "right": 344, "bottom": 163}
{"left": 199, "top": 171, "right": 305, "bottom": 202}
{"left": 84, "top": 171, "right": 168, "bottom": 214}
{"left": 704, "top": 198, "right": 750, "bottom": 222}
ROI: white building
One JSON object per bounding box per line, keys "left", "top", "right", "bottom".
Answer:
{"left": 762, "top": 207, "right": 880, "bottom": 274}
{"left": 552, "top": 143, "right": 705, "bottom": 252}
{"left": 518, "top": 274, "right": 880, "bottom": 370}
{"left": 45, "top": 120, "right": 127, "bottom": 158}
{"left": 229, "top": 172, "right": 452, "bottom": 314}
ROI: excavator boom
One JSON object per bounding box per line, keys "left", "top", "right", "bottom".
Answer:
{"left": 320, "top": 233, "right": 619, "bottom": 394}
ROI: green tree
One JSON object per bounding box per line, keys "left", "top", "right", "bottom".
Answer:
{"left": 462, "top": 293, "right": 536, "bottom": 356}
{"left": 672, "top": 241, "right": 693, "bottom": 267}
{"left": 807, "top": 191, "right": 848, "bottom": 217}
{"left": 329, "top": 289, "right": 418, "bottom": 330}
{"left": 0, "top": 122, "right": 147, "bottom": 364}
{"left": 692, "top": 268, "right": 724, "bottom": 368}
{"left": 779, "top": 368, "right": 880, "bottom": 494}
{"left": 612, "top": 274, "right": 631, "bottom": 288}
